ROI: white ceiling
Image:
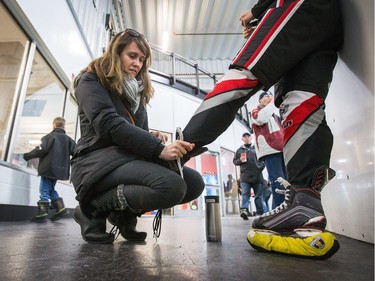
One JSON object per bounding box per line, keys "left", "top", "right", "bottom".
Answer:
{"left": 122, "top": 0, "right": 257, "bottom": 66}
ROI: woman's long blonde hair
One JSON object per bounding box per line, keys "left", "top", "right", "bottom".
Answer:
{"left": 81, "top": 29, "right": 154, "bottom": 105}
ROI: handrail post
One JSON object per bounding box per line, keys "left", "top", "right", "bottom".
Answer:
{"left": 244, "top": 104, "right": 250, "bottom": 129}
{"left": 171, "top": 52, "right": 176, "bottom": 86}
{"left": 195, "top": 63, "right": 199, "bottom": 95}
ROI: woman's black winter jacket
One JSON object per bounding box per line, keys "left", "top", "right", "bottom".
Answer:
{"left": 71, "top": 72, "right": 164, "bottom": 202}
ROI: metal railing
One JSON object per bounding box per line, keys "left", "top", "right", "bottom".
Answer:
{"left": 149, "top": 43, "right": 251, "bottom": 130}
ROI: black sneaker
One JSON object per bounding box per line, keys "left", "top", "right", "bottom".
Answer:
{"left": 252, "top": 178, "right": 327, "bottom": 234}
{"left": 240, "top": 209, "right": 249, "bottom": 220}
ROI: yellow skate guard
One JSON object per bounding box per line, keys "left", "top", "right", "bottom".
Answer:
{"left": 247, "top": 229, "right": 340, "bottom": 260}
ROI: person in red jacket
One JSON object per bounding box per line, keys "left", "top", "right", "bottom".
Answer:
{"left": 23, "top": 117, "right": 76, "bottom": 222}
{"left": 251, "top": 91, "right": 287, "bottom": 209}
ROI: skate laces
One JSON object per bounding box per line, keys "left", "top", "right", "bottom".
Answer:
{"left": 109, "top": 225, "right": 121, "bottom": 240}
{"left": 175, "top": 127, "right": 184, "bottom": 178}
{"left": 261, "top": 177, "right": 292, "bottom": 217}
{"left": 176, "top": 127, "right": 183, "bottom": 141}
{"left": 109, "top": 214, "right": 121, "bottom": 240}
{"left": 275, "top": 188, "right": 285, "bottom": 195}
{"left": 274, "top": 177, "right": 290, "bottom": 195}
{"left": 276, "top": 177, "right": 291, "bottom": 189}
{"left": 153, "top": 209, "right": 162, "bottom": 240}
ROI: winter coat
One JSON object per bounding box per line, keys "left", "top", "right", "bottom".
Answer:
{"left": 71, "top": 72, "right": 165, "bottom": 202}
{"left": 251, "top": 102, "right": 283, "bottom": 159}
{"left": 233, "top": 145, "right": 265, "bottom": 183}
{"left": 23, "top": 128, "right": 76, "bottom": 180}
{"left": 223, "top": 178, "right": 233, "bottom": 194}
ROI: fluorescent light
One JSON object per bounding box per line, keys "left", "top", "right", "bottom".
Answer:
{"left": 28, "top": 139, "right": 41, "bottom": 145}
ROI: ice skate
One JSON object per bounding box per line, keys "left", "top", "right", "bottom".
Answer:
{"left": 247, "top": 177, "right": 340, "bottom": 259}
{"left": 252, "top": 177, "right": 327, "bottom": 235}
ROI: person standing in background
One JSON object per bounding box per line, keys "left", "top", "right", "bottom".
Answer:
{"left": 233, "top": 132, "right": 265, "bottom": 220}
{"left": 251, "top": 90, "right": 287, "bottom": 209}
{"left": 223, "top": 174, "right": 233, "bottom": 214}
{"left": 223, "top": 174, "right": 233, "bottom": 196}
{"left": 23, "top": 117, "right": 76, "bottom": 223}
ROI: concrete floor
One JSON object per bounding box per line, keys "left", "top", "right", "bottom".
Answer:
{"left": 0, "top": 215, "right": 373, "bottom": 281}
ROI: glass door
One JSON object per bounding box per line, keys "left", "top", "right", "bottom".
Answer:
{"left": 201, "top": 153, "right": 220, "bottom": 196}
{"left": 174, "top": 157, "right": 204, "bottom": 217}
{"left": 173, "top": 151, "right": 222, "bottom": 217}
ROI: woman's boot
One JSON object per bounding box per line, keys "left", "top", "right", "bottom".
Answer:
{"left": 108, "top": 211, "right": 147, "bottom": 241}
{"left": 73, "top": 204, "right": 114, "bottom": 244}
{"left": 90, "top": 184, "right": 130, "bottom": 216}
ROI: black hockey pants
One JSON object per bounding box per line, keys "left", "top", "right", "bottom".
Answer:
{"left": 182, "top": 0, "right": 343, "bottom": 187}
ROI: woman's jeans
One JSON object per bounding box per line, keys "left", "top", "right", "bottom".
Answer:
{"left": 93, "top": 160, "right": 205, "bottom": 212}
{"left": 39, "top": 176, "right": 59, "bottom": 201}
{"left": 240, "top": 181, "right": 265, "bottom": 215}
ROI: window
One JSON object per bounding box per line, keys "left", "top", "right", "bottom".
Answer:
{"left": 11, "top": 50, "right": 67, "bottom": 168}
{"left": 22, "top": 99, "right": 47, "bottom": 116}
{"left": 0, "top": 5, "right": 29, "bottom": 160}
{"left": 221, "top": 147, "right": 240, "bottom": 214}
{"left": 0, "top": 4, "right": 78, "bottom": 170}
{"left": 64, "top": 93, "right": 78, "bottom": 140}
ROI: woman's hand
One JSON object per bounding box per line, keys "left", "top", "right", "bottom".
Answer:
{"left": 151, "top": 130, "right": 168, "bottom": 144}
{"left": 239, "top": 9, "right": 254, "bottom": 27}
{"left": 242, "top": 26, "right": 255, "bottom": 39}
{"left": 159, "top": 140, "right": 195, "bottom": 161}
{"left": 240, "top": 9, "right": 256, "bottom": 39}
